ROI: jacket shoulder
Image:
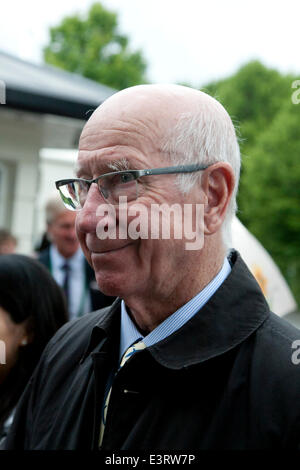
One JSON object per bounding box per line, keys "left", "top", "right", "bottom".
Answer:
{"left": 249, "top": 312, "right": 300, "bottom": 389}
{"left": 257, "top": 311, "right": 300, "bottom": 346}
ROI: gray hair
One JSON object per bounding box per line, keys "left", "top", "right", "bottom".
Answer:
{"left": 45, "top": 193, "right": 67, "bottom": 225}
{"left": 161, "top": 98, "right": 241, "bottom": 246}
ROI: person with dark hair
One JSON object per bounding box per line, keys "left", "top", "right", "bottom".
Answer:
{"left": 0, "top": 254, "right": 68, "bottom": 446}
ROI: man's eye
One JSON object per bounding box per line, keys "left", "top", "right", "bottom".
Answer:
{"left": 103, "top": 172, "right": 135, "bottom": 188}
{"left": 119, "top": 173, "right": 135, "bottom": 184}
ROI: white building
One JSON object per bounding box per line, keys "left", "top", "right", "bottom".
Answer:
{"left": 0, "top": 50, "right": 115, "bottom": 253}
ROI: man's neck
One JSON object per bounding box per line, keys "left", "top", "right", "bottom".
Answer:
{"left": 124, "top": 247, "right": 226, "bottom": 334}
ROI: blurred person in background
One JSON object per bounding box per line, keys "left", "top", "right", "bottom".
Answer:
{"left": 38, "top": 194, "right": 115, "bottom": 320}
{"left": 0, "top": 254, "right": 68, "bottom": 446}
{"left": 0, "top": 229, "right": 17, "bottom": 255}
{"left": 34, "top": 230, "right": 50, "bottom": 253}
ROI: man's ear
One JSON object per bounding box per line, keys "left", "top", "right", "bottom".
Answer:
{"left": 201, "top": 162, "right": 235, "bottom": 236}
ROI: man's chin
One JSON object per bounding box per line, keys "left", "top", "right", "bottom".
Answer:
{"left": 58, "top": 246, "right": 79, "bottom": 259}
{"left": 94, "top": 271, "right": 124, "bottom": 297}
{"left": 88, "top": 245, "right": 138, "bottom": 296}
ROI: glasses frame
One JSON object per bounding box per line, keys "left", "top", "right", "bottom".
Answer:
{"left": 55, "top": 163, "right": 210, "bottom": 208}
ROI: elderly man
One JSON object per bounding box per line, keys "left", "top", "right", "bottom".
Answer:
{"left": 5, "top": 85, "right": 300, "bottom": 450}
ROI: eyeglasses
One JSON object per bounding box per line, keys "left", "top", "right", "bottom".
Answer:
{"left": 55, "top": 163, "right": 209, "bottom": 211}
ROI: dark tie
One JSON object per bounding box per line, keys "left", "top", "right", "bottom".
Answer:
{"left": 99, "top": 340, "right": 146, "bottom": 446}
{"left": 61, "top": 261, "right": 70, "bottom": 308}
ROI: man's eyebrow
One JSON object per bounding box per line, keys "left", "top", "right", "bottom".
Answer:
{"left": 75, "top": 158, "right": 132, "bottom": 178}
{"left": 107, "top": 158, "right": 131, "bottom": 172}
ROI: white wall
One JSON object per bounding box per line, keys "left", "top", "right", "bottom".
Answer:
{"left": 0, "top": 108, "right": 42, "bottom": 253}
{"left": 0, "top": 106, "right": 85, "bottom": 254}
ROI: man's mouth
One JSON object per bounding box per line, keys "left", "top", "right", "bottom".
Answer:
{"left": 89, "top": 243, "right": 133, "bottom": 254}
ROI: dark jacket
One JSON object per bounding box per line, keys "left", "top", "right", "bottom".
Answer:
{"left": 38, "top": 246, "right": 115, "bottom": 313}
{"left": 5, "top": 251, "right": 300, "bottom": 449}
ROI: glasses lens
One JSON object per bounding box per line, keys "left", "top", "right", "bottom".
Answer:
{"left": 99, "top": 172, "right": 138, "bottom": 204}
{"left": 58, "top": 180, "right": 89, "bottom": 211}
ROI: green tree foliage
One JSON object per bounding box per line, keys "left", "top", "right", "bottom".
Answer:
{"left": 43, "top": 2, "right": 147, "bottom": 90}
{"left": 203, "top": 61, "right": 293, "bottom": 151}
{"left": 204, "top": 61, "right": 300, "bottom": 306}
{"left": 242, "top": 101, "right": 300, "bottom": 300}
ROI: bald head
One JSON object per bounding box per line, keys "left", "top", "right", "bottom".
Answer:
{"left": 97, "top": 83, "right": 213, "bottom": 112}
{"left": 85, "top": 84, "right": 232, "bottom": 142}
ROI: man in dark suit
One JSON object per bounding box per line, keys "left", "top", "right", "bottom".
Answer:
{"left": 38, "top": 194, "right": 115, "bottom": 319}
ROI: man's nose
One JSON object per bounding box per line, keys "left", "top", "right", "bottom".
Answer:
{"left": 75, "top": 184, "right": 107, "bottom": 234}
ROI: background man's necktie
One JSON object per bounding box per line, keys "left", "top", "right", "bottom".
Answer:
{"left": 61, "top": 261, "right": 70, "bottom": 308}
{"left": 99, "top": 340, "right": 146, "bottom": 447}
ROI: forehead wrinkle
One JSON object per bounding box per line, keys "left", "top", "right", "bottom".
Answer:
{"left": 80, "top": 115, "right": 162, "bottom": 152}
{"left": 78, "top": 145, "right": 142, "bottom": 167}
{"left": 77, "top": 113, "right": 168, "bottom": 177}
{"left": 124, "top": 116, "right": 161, "bottom": 142}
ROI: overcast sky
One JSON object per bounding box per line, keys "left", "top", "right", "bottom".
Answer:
{"left": 0, "top": 0, "right": 299, "bottom": 86}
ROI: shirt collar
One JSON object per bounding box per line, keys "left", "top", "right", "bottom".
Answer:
{"left": 119, "top": 257, "right": 231, "bottom": 361}
{"left": 148, "top": 251, "right": 270, "bottom": 369}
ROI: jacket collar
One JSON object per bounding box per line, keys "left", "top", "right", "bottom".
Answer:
{"left": 80, "top": 299, "right": 121, "bottom": 363}
{"left": 149, "top": 250, "right": 270, "bottom": 369}
{"left": 83, "top": 251, "right": 270, "bottom": 369}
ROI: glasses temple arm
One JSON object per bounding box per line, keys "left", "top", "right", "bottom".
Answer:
{"left": 139, "top": 164, "right": 209, "bottom": 177}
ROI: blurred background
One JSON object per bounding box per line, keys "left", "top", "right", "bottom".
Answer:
{"left": 0, "top": 0, "right": 299, "bottom": 324}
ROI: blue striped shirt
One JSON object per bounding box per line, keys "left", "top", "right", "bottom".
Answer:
{"left": 119, "top": 257, "right": 231, "bottom": 360}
